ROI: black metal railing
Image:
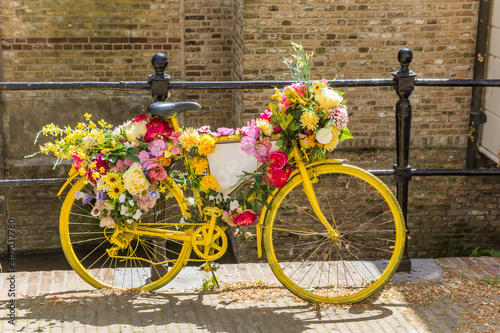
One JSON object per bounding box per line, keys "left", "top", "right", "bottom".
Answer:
{"left": 2, "top": 48, "right": 500, "bottom": 271}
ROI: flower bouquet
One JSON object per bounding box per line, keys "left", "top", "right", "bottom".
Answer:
{"left": 31, "top": 42, "right": 352, "bottom": 234}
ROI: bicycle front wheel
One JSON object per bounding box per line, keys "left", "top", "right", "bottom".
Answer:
{"left": 263, "top": 164, "right": 405, "bottom": 304}
{"left": 60, "top": 176, "right": 192, "bottom": 291}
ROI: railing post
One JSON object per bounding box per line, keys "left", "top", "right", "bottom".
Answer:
{"left": 392, "top": 49, "right": 416, "bottom": 272}
{"left": 150, "top": 53, "right": 171, "bottom": 102}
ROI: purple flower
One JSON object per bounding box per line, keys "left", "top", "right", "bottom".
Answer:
{"left": 96, "top": 190, "right": 108, "bottom": 202}
{"left": 137, "top": 150, "right": 150, "bottom": 168}
{"left": 148, "top": 139, "right": 166, "bottom": 157}
{"left": 75, "top": 191, "right": 94, "bottom": 205}
{"left": 241, "top": 136, "right": 256, "bottom": 155}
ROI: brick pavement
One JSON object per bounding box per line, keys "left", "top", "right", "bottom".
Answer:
{"left": 0, "top": 257, "right": 499, "bottom": 332}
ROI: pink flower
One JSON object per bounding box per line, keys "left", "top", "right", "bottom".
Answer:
{"left": 100, "top": 215, "right": 116, "bottom": 228}
{"left": 222, "top": 210, "right": 237, "bottom": 227}
{"left": 144, "top": 117, "right": 173, "bottom": 142}
{"left": 255, "top": 137, "right": 272, "bottom": 164}
{"left": 137, "top": 151, "right": 150, "bottom": 168}
{"left": 268, "top": 151, "right": 288, "bottom": 170}
{"left": 116, "top": 159, "right": 127, "bottom": 171}
{"left": 240, "top": 136, "right": 256, "bottom": 155}
{"left": 136, "top": 195, "right": 156, "bottom": 211}
{"left": 123, "top": 156, "right": 134, "bottom": 167}
{"left": 215, "top": 127, "right": 235, "bottom": 137}
{"left": 233, "top": 210, "right": 259, "bottom": 226}
{"left": 291, "top": 83, "right": 306, "bottom": 96}
{"left": 132, "top": 114, "right": 149, "bottom": 123}
{"left": 266, "top": 166, "right": 291, "bottom": 188}
{"left": 148, "top": 166, "right": 167, "bottom": 185}
{"left": 197, "top": 126, "right": 212, "bottom": 135}
{"left": 71, "top": 152, "right": 83, "bottom": 170}
{"left": 259, "top": 109, "right": 272, "bottom": 122}
{"left": 148, "top": 139, "right": 166, "bottom": 157}
{"left": 245, "top": 120, "right": 260, "bottom": 138}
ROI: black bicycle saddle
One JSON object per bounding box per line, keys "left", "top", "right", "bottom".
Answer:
{"left": 147, "top": 101, "right": 201, "bottom": 118}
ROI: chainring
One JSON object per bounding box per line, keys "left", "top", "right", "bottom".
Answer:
{"left": 191, "top": 225, "right": 228, "bottom": 261}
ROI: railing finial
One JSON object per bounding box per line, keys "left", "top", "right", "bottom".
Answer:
{"left": 151, "top": 53, "right": 169, "bottom": 78}
{"left": 397, "top": 48, "right": 413, "bottom": 75}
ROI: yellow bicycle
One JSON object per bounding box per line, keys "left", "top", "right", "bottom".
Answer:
{"left": 58, "top": 101, "right": 405, "bottom": 304}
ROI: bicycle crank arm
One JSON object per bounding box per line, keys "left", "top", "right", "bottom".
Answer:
{"left": 124, "top": 226, "right": 191, "bottom": 242}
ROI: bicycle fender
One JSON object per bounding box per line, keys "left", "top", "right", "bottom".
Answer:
{"left": 57, "top": 165, "right": 80, "bottom": 196}
{"left": 256, "top": 158, "right": 343, "bottom": 258}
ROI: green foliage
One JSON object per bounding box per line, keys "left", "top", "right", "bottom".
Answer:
{"left": 470, "top": 247, "right": 500, "bottom": 258}
{"left": 202, "top": 275, "right": 219, "bottom": 290}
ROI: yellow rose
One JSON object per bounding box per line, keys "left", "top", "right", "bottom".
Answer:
{"left": 124, "top": 120, "right": 148, "bottom": 142}
{"left": 316, "top": 88, "right": 342, "bottom": 110}
{"left": 199, "top": 174, "right": 220, "bottom": 193}
{"left": 197, "top": 135, "right": 215, "bottom": 156}
{"left": 324, "top": 128, "right": 341, "bottom": 152}
{"left": 122, "top": 162, "right": 150, "bottom": 195}
{"left": 191, "top": 156, "right": 209, "bottom": 175}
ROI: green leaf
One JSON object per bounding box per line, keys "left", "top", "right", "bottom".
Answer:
{"left": 126, "top": 153, "right": 140, "bottom": 163}
{"left": 202, "top": 280, "right": 210, "bottom": 290}
{"left": 339, "top": 127, "right": 353, "bottom": 141}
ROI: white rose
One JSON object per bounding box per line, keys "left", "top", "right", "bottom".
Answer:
{"left": 122, "top": 162, "right": 150, "bottom": 195}
{"left": 124, "top": 120, "right": 148, "bottom": 142}
{"left": 230, "top": 200, "right": 240, "bottom": 211}
{"left": 316, "top": 128, "right": 334, "bottom": 144}
{"left": 316, "top": 88, "right": 342, "bottom": 109}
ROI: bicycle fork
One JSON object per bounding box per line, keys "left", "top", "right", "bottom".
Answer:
{"left": 292, "top": 149, "right": 340, "bottom": 241}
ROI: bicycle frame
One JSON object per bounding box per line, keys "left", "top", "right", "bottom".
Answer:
{"left": 57, "top": 112, "right": 344, "bottom": 261}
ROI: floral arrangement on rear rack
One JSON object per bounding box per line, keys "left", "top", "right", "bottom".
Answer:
{"left": 30, "top": 42, "right": 352, "bottom": 234}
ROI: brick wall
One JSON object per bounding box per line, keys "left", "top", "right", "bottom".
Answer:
{"left": 1, "top": 0, "right": 499, "bottom": 259}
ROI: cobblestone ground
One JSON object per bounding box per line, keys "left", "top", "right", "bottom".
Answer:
{"left": 0, "top": 257, "right": 498, "bottom": 332}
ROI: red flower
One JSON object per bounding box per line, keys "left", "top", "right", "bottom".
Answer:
{"left": 233, "top": 210, "right": 259, "bottom": 226}
{"left": 266, "top": 166, "right": 291, "bottom": 189}
{"left": 132, "top": 114, "right": 149, "bottom": 123}
{"left": 87, "top": 153, "right": 109, "bottom": 183}
{"left": 144, "top": 117, "right": 174, "bottom": 142}
{"left": 267, "top": 151, "right": 288, "bottom": 170}
{"left": 273, "top": 126, "right": 281, "bottom": 133}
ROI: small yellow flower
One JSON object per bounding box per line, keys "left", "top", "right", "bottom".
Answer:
{"left": 179, "top": 128, "right": 200, "bottom": 151}
{"left": 107, "top": 182, "right": 125, "bottom": 200}
{"left": 76, "top": 123, "right": 86, "bottom": 130}
{"left": 197, "top": 135, "right": 215, "bottom": 156}
{"left": 300, "top": 112, "right": 320, "bottom": 131}
{"left": 92, "top": 172, "right": 101, "bottom": 180}
{"left": 102, "top": 172, "right": 121, "bottom": 187}
{"left": 84, "top": 113, "right": 92, "bottom": 121}
{"left": 89, "top": 161, "right": 97, "bottom": 169}
{"left": 98, "top": 119, "right": 107, "bottom": 127}
{"left": 99, "top": 167, "right": 106, "bottom": 174}
{"left": 88, "top": 121, "right": 96, "bottom": 129}
{"left": 199, "top": 174, "right": 220, "bottom": 193}
{"left": 191, "top": 156, "right": 209, "bottom": 175}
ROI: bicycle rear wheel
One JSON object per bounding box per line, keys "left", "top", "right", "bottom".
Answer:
{"left": 60, "top": 176, "right": 192, "bottom": 291}
{"left": 263, "top": 164, "right": 405, "bottom": 304}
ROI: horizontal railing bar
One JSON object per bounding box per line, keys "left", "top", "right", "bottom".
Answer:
{"left": 415, "top": 78, "right": 500, "bottom": 87}
{"left": 2, "top": 168, "right": 499, "bottom": 185}
{"left": 168, "top": 79, "right": 396, "bottom": 89}
{"left": 0, "top": 79, "right": 395, "bottom": 91}
{"left": 3, "top": 78, "right": 500, "bottom": 91}
{"left": 370, "top": 169, "right": 500, "bottom": 176}
{"left": 0, "top": 81, "right": 150, "bottom": 90}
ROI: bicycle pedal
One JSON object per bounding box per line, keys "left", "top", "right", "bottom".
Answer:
{"left": 202, "top": 206, "right": 223, "bottom": 217}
